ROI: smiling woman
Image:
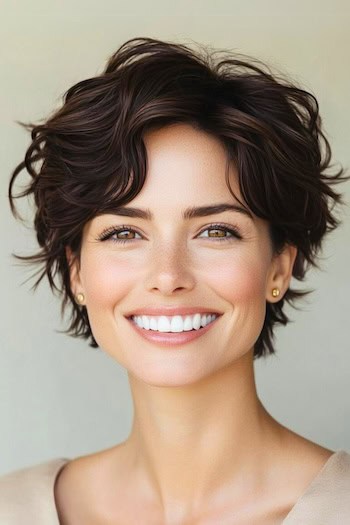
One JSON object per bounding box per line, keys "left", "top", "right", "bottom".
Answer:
{"left": 65, "top": 124, "right": 291, "bottom": 381}
{"left": 2, "top": 37, "right": 350, "bottom": 524}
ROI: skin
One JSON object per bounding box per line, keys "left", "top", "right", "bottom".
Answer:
{"left": 58, "top": 123, "right": 333, "bottom": 524}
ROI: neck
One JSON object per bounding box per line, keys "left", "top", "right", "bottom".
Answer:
{"left": 123, "top": 350, "right": 283, "bottom": 518}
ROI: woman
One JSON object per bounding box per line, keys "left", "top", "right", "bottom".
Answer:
{"left": 2, "top": 36, "right": 349, "bottom": 524}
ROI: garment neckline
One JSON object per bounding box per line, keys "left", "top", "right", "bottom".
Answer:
{"left": 52, "top": 450, "right": 347, "bottom": 523}
{"left": 281, "top": 449, "right": 346, "bottom": 523}
{"left": 52, "top": 458, "right": 70, "bottom": 525}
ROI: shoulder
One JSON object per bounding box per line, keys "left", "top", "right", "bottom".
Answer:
{"left": 0, "top": 458, "right": 69, "bottom": 525}
{"left": 54, "top": 445, "right": 130, "bottom": 523}
{"left": 305, "top": 449, "right": 350, "bottom": 496}
{"left": 284, "top": 450, "right": 350, "bottom": 523}
{"left": 309, "top": 449, "right": 350, "bottom": 497}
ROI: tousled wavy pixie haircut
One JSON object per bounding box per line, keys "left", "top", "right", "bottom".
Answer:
{"left": 9, "top": 37, "right": 347, "bottom": 358}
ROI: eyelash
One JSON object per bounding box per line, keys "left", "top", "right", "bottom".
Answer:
{"left": 97, "top": 223, "right": 242, "bottom": 244}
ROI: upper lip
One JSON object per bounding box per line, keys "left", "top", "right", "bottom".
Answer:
{"left": 125, "top": 306, "right": 222, "bottom": 317}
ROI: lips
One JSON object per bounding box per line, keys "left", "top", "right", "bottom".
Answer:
{"left": 126, "top": 313, "right": 221, "bottom": 346}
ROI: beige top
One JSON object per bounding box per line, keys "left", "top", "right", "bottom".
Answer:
{"left": 0, "top": 450, "right": 349, "bottom": 524}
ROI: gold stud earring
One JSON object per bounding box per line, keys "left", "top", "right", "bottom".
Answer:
{"left": 272, "top": 288, "right": 280, "bottom": 298}
{"left": 76, "top": 293, "right": 85, "bottom": 304}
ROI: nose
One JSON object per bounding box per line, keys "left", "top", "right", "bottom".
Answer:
{"left": 144, "top": 242, "right": 196, "bottom": 296}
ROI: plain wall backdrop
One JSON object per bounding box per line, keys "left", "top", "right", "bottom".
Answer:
{"left": 1, "top": 0, "right": 349, "bottom": 474}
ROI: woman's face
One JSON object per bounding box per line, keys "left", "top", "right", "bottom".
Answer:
{"left": 70, "top": 123, "right": 295, "bottom": 386}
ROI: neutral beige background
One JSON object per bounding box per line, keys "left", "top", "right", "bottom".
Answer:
{"left": 1, "top": 1, "right": 349, "bottom": 473}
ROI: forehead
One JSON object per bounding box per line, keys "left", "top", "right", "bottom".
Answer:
{"left": 136, "top": 123, "right": 241, "bottom": 206}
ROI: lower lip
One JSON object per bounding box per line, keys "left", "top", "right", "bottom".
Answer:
{"left": 126, "top": 316, "right": 221, "bottom": 347}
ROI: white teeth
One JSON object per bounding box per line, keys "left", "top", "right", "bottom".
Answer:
{"left": 192, "top": 313, "right": 201, "bottom": 330}
{"left": 142, "top": 315, "right": 150, "bottom": 330}
{"left": 158, "top": 316, "right": 171, "bottom": 332}
{"left": 131, "top": 313, "right": 219, "bottom": 333}
{"left": 149, "top": 317, "right": 158, "bottom": 330}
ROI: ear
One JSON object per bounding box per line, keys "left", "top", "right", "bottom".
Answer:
{"left": 65, "top": 246, "right": 84, "bottom": 299}
{"left": 266, "top": 244, "right": 298, "bottom": 302}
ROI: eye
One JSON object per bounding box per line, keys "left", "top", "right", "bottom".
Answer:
{"left": 97, "top": 226, "right": 142, "bottom": 244}
{"left": 198, "top": 224, "right": 242, "bottom": 241}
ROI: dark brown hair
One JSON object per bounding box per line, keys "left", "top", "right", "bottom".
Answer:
{"left": 8, "top": 36, "right": 347, "bottom": 358}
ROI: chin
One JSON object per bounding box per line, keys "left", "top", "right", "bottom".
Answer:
{"left": 126, "top": 359, "right": 221, "bottom": 388}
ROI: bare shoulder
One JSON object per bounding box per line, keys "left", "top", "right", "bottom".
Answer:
{"left": 54, "top": 444, "right": 130, "bottom": 524}
{"left": 279, "top": 425, "right": 335, "bottom": 468}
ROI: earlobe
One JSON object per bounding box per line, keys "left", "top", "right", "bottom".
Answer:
{"left": 267, "top": 244, "right": 297, "bottom": 302}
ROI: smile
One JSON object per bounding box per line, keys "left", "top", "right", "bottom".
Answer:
{"left": 130, "top": 313, "right": 218, "bottom": 333}
{"left": 126, "top": 313, "right": 221, "bottom": 347}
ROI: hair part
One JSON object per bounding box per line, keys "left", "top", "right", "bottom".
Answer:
{"left": 8, "top": 36, "right": 348, "bottom": 358}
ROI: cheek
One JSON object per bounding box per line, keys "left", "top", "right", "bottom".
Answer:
{"left": 80, "top": 253, "right": 132, "bottom": 307}
{"left": 207, "top": 251, "right": 268, "bottom": 305}
{"left": 79, "top": 252, "right": 136, "bottom": 352}
{"left": 207, "top": 250, "right": 270, "bottom": 352}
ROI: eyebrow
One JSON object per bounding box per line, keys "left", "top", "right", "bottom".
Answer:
{"left": 103, "top": 203, "right": 253, "bottom": 220}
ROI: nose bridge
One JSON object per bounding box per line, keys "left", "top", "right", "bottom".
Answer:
{"left": 145, "top": 235, "right": 195, "bottom": 294}
{"left": 152, "top": 236, "right": 189, "bottom": 274}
